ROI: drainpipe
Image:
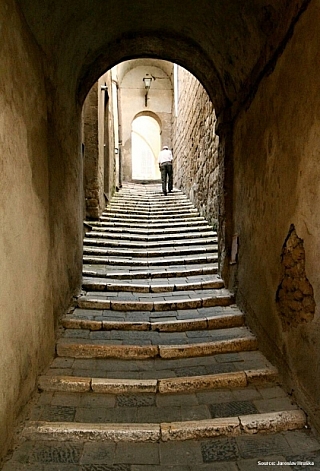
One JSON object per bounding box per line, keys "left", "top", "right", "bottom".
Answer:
{"left": 116, "top": 81, "right": 123, "bottom": 188}
{"left": 112, "top": 78, "right": 122, "bottom": 189}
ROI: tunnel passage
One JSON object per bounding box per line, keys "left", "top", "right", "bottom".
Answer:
{"left": 1, "top": 0, "right": 317, "bottom": 462}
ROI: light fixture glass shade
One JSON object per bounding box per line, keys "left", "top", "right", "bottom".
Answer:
{"left": 143, "top": 77, "right": 152, "bottom": 90}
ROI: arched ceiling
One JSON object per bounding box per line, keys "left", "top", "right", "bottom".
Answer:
{"left": 117, "top": 60, "right": 173, "bottom": 86}
{"left": 16, "top": 0, "right": 310, "bottom": 115}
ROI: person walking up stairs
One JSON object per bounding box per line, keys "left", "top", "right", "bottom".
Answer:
{"left": 2, "top": 183, "right": 320, "bottom": 470}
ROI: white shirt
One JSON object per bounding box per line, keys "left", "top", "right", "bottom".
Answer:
{"left": 158, "top": 148, "right": 173, "bottom": 165}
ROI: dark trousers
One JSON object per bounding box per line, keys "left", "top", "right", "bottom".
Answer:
{"left": 160, "top": 162, "right": 173, "bottom": 195}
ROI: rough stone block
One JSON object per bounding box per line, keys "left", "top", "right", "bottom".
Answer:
{"left": 38, "top": 375, "right": 91, "bottom": 393}
{"left": 91, "top": 378, "right": 157, "bottom": 394}
{"left": 151, "top": 318, "right": 207, "bottom": 332}
{"left": 23, "top": 421, "right": 161, "bottom": 442}
{"left": 158, "top": 372, "right": 247, "bottom": 394}
{"left": 239, "top": 410, "right": 306, "bottom": 434}
{"left": 161, "top": 417, "right": 241, "bottom": 441}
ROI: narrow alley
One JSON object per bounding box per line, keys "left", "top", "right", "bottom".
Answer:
{"left": 2, "top": 183, "right": 320, "bottom": 470}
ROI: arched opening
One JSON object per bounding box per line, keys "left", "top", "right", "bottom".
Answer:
{"left": 131, "top": 114, "right": 161, "bottom": 181}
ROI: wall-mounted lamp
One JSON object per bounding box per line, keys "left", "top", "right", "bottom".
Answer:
{"left": 143, "top": 75, "right": 152, "bottom": 107}
{"left": 101, "top": 85, "right": 108, "bottom": 91}
{"left": 115, "top": 148, "right": 119, "bottom": 154}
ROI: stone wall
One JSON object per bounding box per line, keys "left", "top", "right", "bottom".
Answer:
{"left": 231, "top": 0, "right": 320, "bottom": 431}
{"left": 0, "top": 0, "right": 54, "bottom": 459}
{"left": 82, "top": 72, "right": 117, "bottom": 219}
{"left": 173, "top": 68, "right": 219, "bottom": 228}
{"left": 83, "top": 83, "right": 104, "bottom": 219}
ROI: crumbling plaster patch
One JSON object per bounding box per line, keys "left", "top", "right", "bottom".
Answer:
{"left": 276, "top": 224, "right": 315, "bottom": 331}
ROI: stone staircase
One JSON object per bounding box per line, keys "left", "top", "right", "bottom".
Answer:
{"left": 3, "top": 183, "right": 320, "bottom": 470}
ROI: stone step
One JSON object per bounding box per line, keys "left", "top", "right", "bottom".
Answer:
{"left": 106, "top": 204, "right": 198, "bottom": 213}
{"left": 85, "top": 229, "right": 217, "bottom": 242}
{"left": 112, "top": 191, "right": 185, "bottom": 200}
{"left": 39, "top": 344, "right": 279, "bottom": 391}
{"left": 83, "top": 245, "right": 217, "bottom": 259}
{"left": 41, "top": 349, "right": 277, "bottom": 387}
{"left": 83, "top": 237, "right": 217, "bottom": 251}
{"left": 30, "top": 366, "right": 297, "bottom": 432}
{"left": 85, "top": 223, "right": 214, "bottom": 235}
{"left": 38, "top": 368, "right": 278, "bottom": 396}
{"left": 108, "top": 202, "right": 195, "bottom": 211}
{"left": 77, "top": 287, "right": 232, "bottom": 311}
{"left": 83, "top": 253, "right": 218, "bottom": 266}
{"left": 103, "top": 208, "right": 199, "bottom": 217}
{"left": 86, "top": 219, "right": 210, "bottom": 230}
{"left": 112, "top": 189, "right": 185, "bottom": 197}
{"left": 82, "top": 264, "right": 218, "bottom": 279}
{"left": 56, "top": 327, "right": 257, "bottom": 360}
{"left": 100, "top": 215, "right": 205, "bottom": 225}
{"left": 21, "top": 409, "right": 307, "bottom": 448}
{"left": 21, "top": 410, "right": 307, "bottom": 443}
{"left": 82, "top": 274, "right": 224, "bottom": 294}
{"left": 62, "top": 305, "right": 244, "bottom": 332}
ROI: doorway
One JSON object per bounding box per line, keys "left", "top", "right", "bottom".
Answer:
{"left": 131, "top": 115, "right": 161, "bottom": 181}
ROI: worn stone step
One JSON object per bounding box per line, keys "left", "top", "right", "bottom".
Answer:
{"left": 56, "top": 329, "right": 257, "bottom": 360}
{"left": 112, "top": 191, "right": 186, "bottom": 196}
{"left": 32, "top": 378, "right": 297, "bottom": 426}
{"left": 103, "top": 208, "right": 199, "bottom": 217}
{"left": 82, "top": 264, "right": 218, "bottom": 279}
{"left": 86, "top": 219, "right": 209, "bottom": 230}
{"left": 83, "top": 245, "right": 217, "bottom": 259}
{"left": 113, "top": 188, "right": 184, "bottom": 195}
{"left": 62, "top": 305, "right": 244, "bottom": 332}
{"left": 85, "top": 229, "right": 217, "bottom": 242}
{"left": 100, "top": 216, "right": 207, "bottom": 229}
{"left": 106, "top": 206, "right": 199, "bottom": 215}
{"left": 83, "top": 253, "right": 218, "bottom": 266}
{"left": 85, "top": 223, "right": 214, "bottom": 236}
{"left": 112, "top": 191, "right": 184, "bottom": 200}
{"left": 22, "top": 410, "right": 306, "bottom": 443}
{"left": 39, "top": 349, "right": 278, "bottom": 393}
{"left": 108, "top": 202, "right": 194, "bottom": 212}
{"left": 82, "top": 274, "right": 224, "bottom": 293}
{"left": 38, "top": 368, "right": 278, "bottom": 395}
{"left": 101, "top": 213, "right": 201, "bottom": 223}
{"left": 83, "top": 236, "right": 217, "bottom": 250}
{"left": 59, "top": 325, "right": 253, "bottom": 344}
{"left": 77, "top": 287, "right": 233, "bottom": 311}
{"left": 44, "top": 350, "right": 276, "bottom": 381}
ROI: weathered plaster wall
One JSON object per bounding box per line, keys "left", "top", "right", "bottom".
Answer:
{"left": 0, "top": 0, "right": 54, "bottom": 458}
{"left": 232, "top": 0, "right": 320, "bottom": 429}
{"left": 173, "top": 67, "right": 219, "bottom": 227}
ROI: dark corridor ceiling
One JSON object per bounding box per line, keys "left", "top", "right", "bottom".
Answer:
{"left": 16, "top": 0, "right": 310, "bottom": 114}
